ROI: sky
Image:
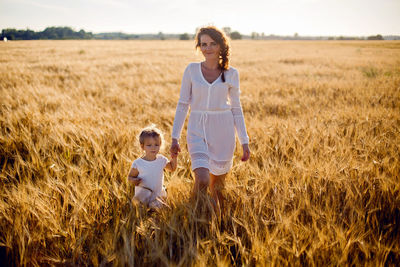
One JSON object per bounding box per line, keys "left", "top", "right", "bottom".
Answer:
{"left": 0, "top": 0, "right": 399, "bottom": 36}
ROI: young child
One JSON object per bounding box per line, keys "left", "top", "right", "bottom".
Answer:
{"left": 128, "top": 125, "right": 177, "bottom": 208}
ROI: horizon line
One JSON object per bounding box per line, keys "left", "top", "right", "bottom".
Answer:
{"left": 1, "top": 26, "right": 399, "bottom": 37}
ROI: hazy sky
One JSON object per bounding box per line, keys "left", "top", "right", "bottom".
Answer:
{"left": 1, "top": 0, "right": 399, "bottom": 36}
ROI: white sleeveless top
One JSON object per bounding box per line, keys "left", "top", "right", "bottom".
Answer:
{"left": 131, "top": 154, "right": 168, "bottom": 204}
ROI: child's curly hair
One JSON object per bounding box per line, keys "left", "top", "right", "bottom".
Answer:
{"left": 138, "top": 124, "right": 165, "bottom": 149}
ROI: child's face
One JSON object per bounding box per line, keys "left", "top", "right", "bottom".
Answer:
{"left": 141, "top": 137, "right": 161, "bottom": 157}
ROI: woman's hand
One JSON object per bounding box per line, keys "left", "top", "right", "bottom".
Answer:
{"left": 241, "top": 143, "right": 250, "bottom": 161}
{"left": 170, "top": 138, "right": 181, "bottom": 158}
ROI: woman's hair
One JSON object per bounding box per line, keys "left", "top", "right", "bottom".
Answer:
{"left": 195, "top": 26, "right": 230, "bottom": 82}
{"left": 138, "top": 124, "right": 164, "bottom": 147}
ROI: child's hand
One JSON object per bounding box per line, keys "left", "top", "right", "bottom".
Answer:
{"left": 128, "top": 177, "right": 142, "bottom": 186}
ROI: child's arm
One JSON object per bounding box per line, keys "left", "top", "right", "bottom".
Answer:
{"left": 165, "top": 154, "right": 177, "bottom": 172}
{"left": 128, "top": 167, "right": 142, "bottom": 186}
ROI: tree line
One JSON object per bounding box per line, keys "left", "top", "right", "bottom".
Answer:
{"left": 1, "top": 26, "right": 391, "bottom": 41}
{"left": 1, "top": 27, "right": 93, "bottom": 40}
{"left": 1, "top": 26, "right": 244, "bottom": 41}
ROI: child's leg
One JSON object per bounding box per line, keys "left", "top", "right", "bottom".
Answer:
{"left": 149, "top": 198, "right": 166, "bottom": 209}
{"left": 133, "top": 187, "right": 152, "bottom": 204}
{"left": 149, "top": 188, "right": 167, "bottom": 209}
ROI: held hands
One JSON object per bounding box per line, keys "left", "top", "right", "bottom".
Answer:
{"left": 170, "top": 138, "right": 181, "bottom": 158}
{"left": 241, "top": 144, "right": 251, "bottom": 161}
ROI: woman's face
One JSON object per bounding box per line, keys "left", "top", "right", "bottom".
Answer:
{"left": 199, "top": 34, "right": 220, "bottom": 61}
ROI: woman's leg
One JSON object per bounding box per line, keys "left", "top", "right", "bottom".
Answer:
{"left": 193, "top": 167, "right": 210, "bottom": 195}
{"left": 210, "top": 173, "right": 227, "bottom": 215}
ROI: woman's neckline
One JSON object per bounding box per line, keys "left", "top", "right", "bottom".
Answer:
{"left": 199, "top": 62, "right": 221, "bottom": 86}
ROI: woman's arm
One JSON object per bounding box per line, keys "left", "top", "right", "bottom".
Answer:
{"left": 229, "top": 69, "right": 251, "bottom": 161}
{"left": 228, "top": 69, "right": 250, "bottom": 145}
{"left": 127, "top": 168, "right": 142, "bottom": 185}
{"left": 171, "top": 65, "right": 192, "bottom": 141}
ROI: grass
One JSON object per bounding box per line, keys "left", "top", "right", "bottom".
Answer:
{"left": 0, "top": 40, "right": 399, "bottom": 266}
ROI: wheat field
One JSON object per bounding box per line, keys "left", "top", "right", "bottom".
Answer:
{"left": 0, "top": 40, "right": 399, "bottom": 266}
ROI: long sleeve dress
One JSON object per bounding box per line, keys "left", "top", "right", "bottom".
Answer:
{"left": 172, "top": 62, "right": 249, "bottom": 175}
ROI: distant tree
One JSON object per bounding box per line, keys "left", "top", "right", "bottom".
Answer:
{"left": 43, "top": 27, "right": 59, "bottom": 39}
{"left": 230, "top": 31, "right": 242, "bottom": 40}
{"left": 294, "top": 32, "right": 299, "bottom": 38}
{"left": 77, "top": 29, "right": 93, "bottom": 39}
{"left": 41, "top": 27, "right": 75, "bottom": 39}
{"left": 251, "top": 32, "right": 259, "bottom": 40}
{"left": 158, "top": 31, "right": 165, "bottom": 40}
{"left": 336, "top": 35, "right": 361, "bottom": 40}
{"left": 367, "top": 34, "right": 384, "bottom": 40}
{"left": 222, "top": 27, "right": 231, "bottom": 37}
{"left": 23, "top": 29, "right": 36, "bottom": 40}
{"left": 180, "top": 33, "right": 190, "bottom": 40}
{"left": 1, "top": 29, "right": 17, "bottom": 40}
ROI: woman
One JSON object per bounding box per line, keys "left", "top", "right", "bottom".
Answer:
{"left": 170, "top": 26, "right": 250, "bottom": 212}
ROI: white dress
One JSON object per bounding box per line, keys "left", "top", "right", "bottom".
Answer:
{"left": 131, "top": 154, "right": 168, "bottom": 208}
{"left": 172, "top": 63, "right": 249, "bottom": 175}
